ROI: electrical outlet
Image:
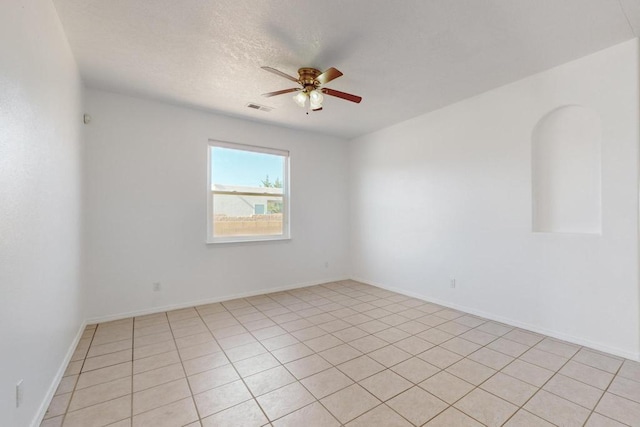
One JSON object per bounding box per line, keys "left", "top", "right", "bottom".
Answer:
{"left": 450, "top": 279, "right": 456, "bottom": 288}
{"left": 152, "top": 282, "right": 161, "bottom": 292}
{"left": 16, "top": 380, "right": 23, "bottom": 408}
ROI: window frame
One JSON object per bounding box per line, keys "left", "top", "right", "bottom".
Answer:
{"left": 206, "top": 139, "right": 291, "bottom": 244}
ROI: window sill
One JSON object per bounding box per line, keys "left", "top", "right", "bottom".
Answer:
{"left": 206, "top": 235, "right": 291, "bottom": 245}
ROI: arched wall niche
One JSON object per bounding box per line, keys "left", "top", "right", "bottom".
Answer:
{"left": 532, "top": 105, "right": 602, "bottom": 234}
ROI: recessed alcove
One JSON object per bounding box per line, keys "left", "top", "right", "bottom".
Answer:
{"left": 532, "top": 105, "right": 602, "bottom": 234}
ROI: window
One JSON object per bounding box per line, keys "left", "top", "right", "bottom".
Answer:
{"left": 207, "top": 140, "right": 290, "bottom": 243}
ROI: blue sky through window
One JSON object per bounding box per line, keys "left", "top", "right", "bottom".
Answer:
{"left": 211, "top": 146, "right": 284, "bottom": 187}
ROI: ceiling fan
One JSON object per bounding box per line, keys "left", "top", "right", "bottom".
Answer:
{"left": 261, "top": 66, "right": 362, "bottom": 111}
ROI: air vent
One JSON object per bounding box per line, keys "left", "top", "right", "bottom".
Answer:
{"left": 246, "top": 103, "right": 273, "bottom": 112}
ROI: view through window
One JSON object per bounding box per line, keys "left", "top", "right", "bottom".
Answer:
{"left": 208, "top": 141, "right": 289, "bottom": 242}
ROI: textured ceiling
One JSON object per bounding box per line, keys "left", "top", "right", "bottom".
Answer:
{"left": 53, "top": 0, "right": 638, "bottom": 139}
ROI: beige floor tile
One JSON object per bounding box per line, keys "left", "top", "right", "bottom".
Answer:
{"left": 519, "top": 347, "right": 568, "bottom": 371}
{"left": 68, "top": 377, "right": 131, "bottom": 412}
{"left": 87, "top": 339, "right": 133, "bottom": 358}
{"left": 391, "top": 357, "right": 440, "bottom": 383}
{"left": 436, "top": 321, "right": 472, "bottom": 336}
{"left": 132, "top": 396, "right": 198, "bottom": 427}
{"left": 368, "top": 345, "right": 411, "bottom": 367}
{"left": 467, "top": 347, "right": 514, "bottom": 370}
{"left": 178, "top": 341, "right": 221, "bottom": 361}
{"left": 502, "top": 359, "right": 553, "bottom": 387}
{"left": 82, "top": 349, "right": 132, "bottom": 372}
{"left": 337, "top": 355, "right": 385, "bottom": 381}
{"left": 300, "top": 367, "right": 354, "bottom": 399}
{"left": 218, "top": 332, "right": 257, "bottom": 350}
{"left": 133, "top": 363, "right": 185, "bottom": 392}
{"left": 260, "top": 334, "right": 299, "bottom": 352}
{"left": 195, "top": 379, "right": 252, "bottom": 418}
{"left": 346, "top": 404, "right": 412, "bottom": 427}
{"left": 256, "top": 381, "right": 315, "bottom": 421}
{"left": 459, "top": 329, "right": 498, "bottom": 346}
{"left": 133, "top": 331, "right": 173, "bottom": 348}
{"left": 417, "top": 346, "right": 462, "bottom": 369}
{"left": 360, "top": 369, "right": 412, "bottom": 401}
{"left": 416, "top": 328, "right": 454, "bottom": 345}
{"left": 317, "top": 319, "right": 351, "bottom": 333}
{"left": 374, "top": 327, "right": 411, "bottom": 343}
{"left": 251, "top": 325, "right": 287, "bottom": 340}
{"left": 440, "top": 337, "right": 482, "bottom": 356}
{"left": 40, "top": 415, "right": 63, "bottom": 427}
{"left": 63, "top": 395, "right": 131, "bottom": 427}
{"left": 321, "top": 383, "right": 381, "bottom": 424}
{"left": 272, "top": 401, "right": 339, "bottom": 427}
{"left": 132, "top": 378, "right": 191, "bottom": 415}
{"left": 595, "top": 392, "right": 640, "bottom": 426}
{"left": 234, "top": 352, "right": 280, "bottom": 377}
{"left": 534, "top": 338, "right": 580, "bottom": 358}
{"left": 304, "top": 334, "right": 343, "bottom": 352}
{"left": 55, "top": 375, "right": 78, "bottom": 396}
{"left": 201, "top": 399, "right": 269, "bottom": 427}
{"left": 573, "top": 348, "right": 623, "bottom": 374}
{"left": 272, "top": 343, "right": 314, "bottom": 364}
{"left": 480, "top": 372, "right": 537, "bottom": 406}
{"left": 503, "top": 409, "right": 555, "bottom": 426}
{"left": 425, "top": 407, "right": 483, "bottom": 426}
{"left": 420, "top": 370, "right": 474, "bottom": 404}
{"left": 446, "top": 358, "right": 496, "bottom": 385}
{"left": 486, "top": 337, "right": 529, "bottom": 357}
{"left": 175, "top": 332, "right": 215, "bottom": 349}
{"left": 331, "top": 326, "right": 369, "bottom": 342}
{"left": 476, "top": 322, "right": 513, "bottom": 336}
{"left": 358, "top": 319, "right": 391, "bottom": 334}
{"left": 396, "top": 320, "right": 430, "bottom": 335}
{"left": 132, "top": 350, "right": 180, "bottom": 374}
{"left": 524, "top": 390, "right": 590, "bottom": 427}
{"left": 133, "top": 340, "right": 176, "bottom": 360}
{"left": 246, "top": 365, "right": 297, "bottom": 396}
{"left": 225, "top": 341, "right": 268, "bottom": 362}
{"left": 291, "top": 326, "right": 327, "bottom": 341}
{"left": 392, "top": 336, "right": 434, "bottom": 356}
{"left": 134, "top": 323, "right": 171, "bottom": 338}
{"left": 559, "top": 361, "right": 614, "bottom": 389}
{"left": 455, "top": 388, "right": 517, "bottom": 427}
{"left": 285, "top": 354, "right": 331, "bottom": 379}
{"left": 76, "top": 362, "right": 132, "bottom": 390}
{"left": 609, "top": 375, "right": 640, "bottom": 403}
{"left": 543, "top": 373, "right": 603, "bottom": 409}
{"left": 585, "top": 413, "right": 628, "bottom": 426}
{"left": 349, "top": 335, "right": 388, "bottom": 353}
{"left": 387, "top": 386, "right": 447, "bottom": 425}
{"left": 618, "top": 359, "right": 640, "bottom": 383}
{"left": 503, "top": 330, "right": 544, "bottom": 347}
{"left": 182, "top": 352, "right": 229, "bottom": 376}
{"left": 188, "top": 363, "right": 240, "bottom": 394}
{"left": 318, "top": 344, "right": 362, "bottom": 365}
{"left": 44, "top": 393, "right": 72, "bottom": 419}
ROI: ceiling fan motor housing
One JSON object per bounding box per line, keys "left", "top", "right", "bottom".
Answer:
{"left": 298, "top": 68, "right": 322, "bottom": 90}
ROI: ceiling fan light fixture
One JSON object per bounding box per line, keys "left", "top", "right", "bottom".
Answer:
{"left": 309, "top": 89, "right": 323, "bottom": 110}
{"left": 293, "top": 91, "right": 307, "bottom": 107}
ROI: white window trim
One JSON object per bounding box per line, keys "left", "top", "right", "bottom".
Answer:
{"left": 206, "top": 139, "right": 291, "bottom": 244}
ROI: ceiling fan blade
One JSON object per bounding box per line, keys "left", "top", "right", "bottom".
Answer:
{"left": 321, "top": 88, "right": 362, "bottom": 103}
{"left": 261, "top": 88, "right": 301, "bottom": 97}
{"left": 316, "top": 67, "right": 343, "bottom": 85}
{"left": 261, "top": 66, "right": 299, "bottom": 83}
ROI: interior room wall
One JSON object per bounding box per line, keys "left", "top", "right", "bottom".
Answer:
{"left": 349, "top": 38, "right": 640, "bottom": 359}
{"left": 83, "top": 89, "right": 350, "bottom": 321}
{"left": 0, "top": 1, "right": 85, "bottom": 426}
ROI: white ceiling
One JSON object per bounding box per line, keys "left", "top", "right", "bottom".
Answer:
{"left": 53, "top": 0, "right": 638, "bottom": 139}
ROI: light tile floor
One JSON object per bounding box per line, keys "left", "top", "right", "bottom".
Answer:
{"left": 42, "top": 280, "right": 640, "bottom": 426}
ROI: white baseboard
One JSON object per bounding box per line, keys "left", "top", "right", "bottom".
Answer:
{"left": 31, "top": 320, "right": 87, "bottom": 427}
{"left": 352, "top": 276, "right": 640, "bottom": 362}
{"left": 85, "top": 276, "right": 349, "bottom": 325}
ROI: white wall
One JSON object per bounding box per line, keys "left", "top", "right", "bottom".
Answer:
{"left": 349, "top": 39, "right": 640, "bottom": 359}
{"left": 83, "top": 90, "right": 350, "bottom": 321}
{"left": 0, "top": 1, "right": 84, "bottom": 426}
